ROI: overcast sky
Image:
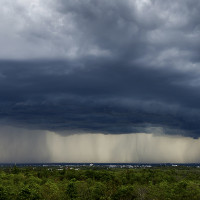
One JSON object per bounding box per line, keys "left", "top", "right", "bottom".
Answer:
{"left": 0, "top": 0, "right": 200, "bottom": 162}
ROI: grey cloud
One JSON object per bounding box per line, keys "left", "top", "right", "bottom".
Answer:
{"left": 0, "top": 0, "right": 200, "bottom": 138}
{"left": 55, "top": 0, "right": 200, "bottom": 60}
{"left": 0, "top": 59, "right": 200, "bottom": 138}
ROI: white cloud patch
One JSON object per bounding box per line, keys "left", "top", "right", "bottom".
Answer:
{"left": 0, "top": 0, "right": 77, "bottom": 59}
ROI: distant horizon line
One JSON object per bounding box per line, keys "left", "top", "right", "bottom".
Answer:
{"left": 0, "top": 162, "right": 199, "bottom": 165}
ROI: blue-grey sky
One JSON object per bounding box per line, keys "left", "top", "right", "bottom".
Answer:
{"left": 0, "top": 0, "right": 200, "bottom": 162}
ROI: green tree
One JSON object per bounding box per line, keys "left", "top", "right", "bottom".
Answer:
{"left": 112, "top": 185, "right": 137, "bottom": 200}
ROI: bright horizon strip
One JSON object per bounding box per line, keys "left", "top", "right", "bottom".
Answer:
{"left": 0, "top": 125, "right": 200, "bottom": 163}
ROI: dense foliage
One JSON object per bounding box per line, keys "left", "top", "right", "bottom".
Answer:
{"left": 0, "top": 166, "right": 200, "bottom": 199}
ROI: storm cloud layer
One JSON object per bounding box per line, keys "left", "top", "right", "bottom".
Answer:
{"left": 0, "top": 0, "right": 200, "bottom": 138}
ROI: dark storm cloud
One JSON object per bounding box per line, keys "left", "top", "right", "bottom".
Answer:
{"left": 0, "top": 58, "right": 200, "bottom": 138}
{"left": 0, "top": 0, "right": 200, "bottom": 138}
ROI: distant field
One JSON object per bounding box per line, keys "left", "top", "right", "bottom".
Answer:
{"left": 0, "top": 165, "right": 200, "bottom": 199}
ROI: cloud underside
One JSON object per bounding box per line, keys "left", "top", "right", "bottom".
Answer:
{"left": 0, "top": 0, "right": 200, "bottom": 138}
{"left": 0, "top": 59, "right": 200, "bottom": 138}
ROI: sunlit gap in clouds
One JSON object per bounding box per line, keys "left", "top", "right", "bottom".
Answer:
{"left": 0, "top": 126, "right": 200, "bottom": 163}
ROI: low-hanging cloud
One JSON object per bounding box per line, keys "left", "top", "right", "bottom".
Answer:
{"left": 0, "top": 59, "right": 200, "bottom": 138}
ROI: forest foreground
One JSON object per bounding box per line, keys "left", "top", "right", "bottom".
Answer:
{"left": 0, "top": 165, "right": 200, "bottom": 200}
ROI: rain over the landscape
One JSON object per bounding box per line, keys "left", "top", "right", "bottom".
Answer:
{"left": 0, "top": 0, "right": 200, "bottom": 163}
